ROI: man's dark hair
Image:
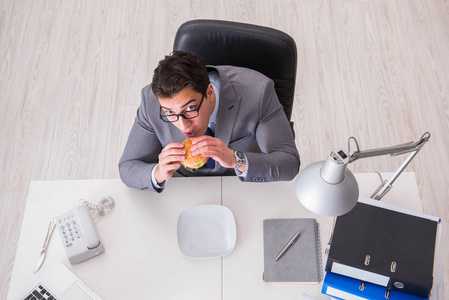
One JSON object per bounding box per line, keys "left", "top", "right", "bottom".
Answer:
{"left": 151, "top": 51, "right": 209, "bottom": 98}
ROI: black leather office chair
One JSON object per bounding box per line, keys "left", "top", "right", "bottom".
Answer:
{"left": 173, "top": 19, "right": 297, "bottom": 133}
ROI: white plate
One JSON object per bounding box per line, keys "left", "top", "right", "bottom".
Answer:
{"left": 177, "top": 205, "right": 237, "bottom": 259}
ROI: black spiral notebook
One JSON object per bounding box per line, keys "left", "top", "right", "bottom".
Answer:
{"left": 263, "top": 218, "right": 322, "bottom": 283}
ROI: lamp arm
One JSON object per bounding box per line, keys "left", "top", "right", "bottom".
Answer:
{"left": 370, "top": 150, "right": 420, "bottom": 200}
{"left": 348, "top": 132, "right": 430, "bottom": 163}
{"left": 347, "top": 132, "right": 430, "bottom": 200}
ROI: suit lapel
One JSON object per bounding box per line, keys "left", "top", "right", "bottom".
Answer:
{"left": 212, "top": 66, "right": 241, "bottom": 149}
{"left": 164, "top": 122, "right": 187, "bottom": 144}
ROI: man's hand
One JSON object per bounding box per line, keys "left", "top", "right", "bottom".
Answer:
{"left": 191, "top": 136, "right": 245, "bottom": 171}
{"left": 154, "top": 143, "right": 185, "bottom": 184}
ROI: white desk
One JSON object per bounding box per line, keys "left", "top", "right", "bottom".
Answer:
{"left": 8, "top": 177, "right": 223, "bottom": 300}
{"left": 221, "top": 172, "right": 424, "bottom": 299}
{"left": 8, "top": 173, "right": 425, "bottom": 300}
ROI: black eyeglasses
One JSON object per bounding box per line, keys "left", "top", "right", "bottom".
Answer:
{"left": 159, "top": 88, "right": 207, "bottom": 123}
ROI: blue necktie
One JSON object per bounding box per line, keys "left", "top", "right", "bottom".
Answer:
{"left": 204, "top": 127, "right": 215, "bottom": 169}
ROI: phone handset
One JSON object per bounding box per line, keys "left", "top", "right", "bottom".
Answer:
{"left": 75, "top": 205, "right": 101, "bottom": 249}
{"left": 56, "top": 205, "right": 105, "bottom": 264}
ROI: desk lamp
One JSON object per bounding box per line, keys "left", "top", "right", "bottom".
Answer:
{"left": 295, "top": 132, "right": 430, "bottom": 216}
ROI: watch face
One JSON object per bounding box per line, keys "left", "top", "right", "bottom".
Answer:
{"left": 236, "top": 151, "right": 245, "bottom": 160}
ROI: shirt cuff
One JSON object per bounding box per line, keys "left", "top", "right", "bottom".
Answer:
{"left": 151, "top": 164, "right": 166, "bottom": 190}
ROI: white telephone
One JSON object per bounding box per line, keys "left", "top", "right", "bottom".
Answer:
{"left": 56, "top": 205, "right": 105, "bottom": 264}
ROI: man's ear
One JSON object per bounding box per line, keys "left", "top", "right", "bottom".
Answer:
{"left": 206, "top": 84, "right": 215, "bottom": 100}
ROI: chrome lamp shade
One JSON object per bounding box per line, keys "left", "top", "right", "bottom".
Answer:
{"left": 295, "top": 159, "right": 359, "bottom": 217}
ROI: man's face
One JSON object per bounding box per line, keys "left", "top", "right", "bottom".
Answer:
{"left": 158, "top": 85, "right": 215, "bottom": 138}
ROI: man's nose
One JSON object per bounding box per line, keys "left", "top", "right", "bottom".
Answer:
{"left": 178, "top": 117, "right": 190, "bottom": 130}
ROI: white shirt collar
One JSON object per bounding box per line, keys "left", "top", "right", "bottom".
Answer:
{"left": 208, "top": 70, "right": 220, "bottom": 130}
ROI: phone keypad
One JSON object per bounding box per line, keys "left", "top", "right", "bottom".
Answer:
{"left": 58, "top": 214, "right": 82, "bottom": 247}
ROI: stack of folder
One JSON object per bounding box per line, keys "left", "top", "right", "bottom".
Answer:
{"left": 322, "top": 272, "right": 429, "bottom": 300}
{"left": 322, "top": 197, "right": 440, "bottom": 300}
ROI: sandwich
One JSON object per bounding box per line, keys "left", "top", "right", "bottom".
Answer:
{"left": 181, "top": 137, "right": 209, "bottom": 169}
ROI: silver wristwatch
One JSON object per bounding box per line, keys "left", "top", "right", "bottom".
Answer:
{"left": 234, "top": 150, "right": 245, "bottom": 170}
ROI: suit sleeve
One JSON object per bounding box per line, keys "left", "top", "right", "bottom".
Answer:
{"left": 118, "top": 88, "right": 163, "bottom": 192}
{"left": 243, "top": 80, "right": 300, "bottom": 182}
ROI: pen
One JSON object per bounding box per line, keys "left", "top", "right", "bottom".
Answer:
{"left": 274, "top": 231, "right": 300, "bottom": 261}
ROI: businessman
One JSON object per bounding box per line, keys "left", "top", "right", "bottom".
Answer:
{"left": 119, "top": 51, "right": 300, "bottom": 192}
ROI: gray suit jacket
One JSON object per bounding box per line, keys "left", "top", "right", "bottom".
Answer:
{"left": 119, "top": 66, "right": 300, "bottom": 191}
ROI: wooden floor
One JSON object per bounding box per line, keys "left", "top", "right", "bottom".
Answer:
{"left": 1, "top": 0, "right": 448, "bottom": 298}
